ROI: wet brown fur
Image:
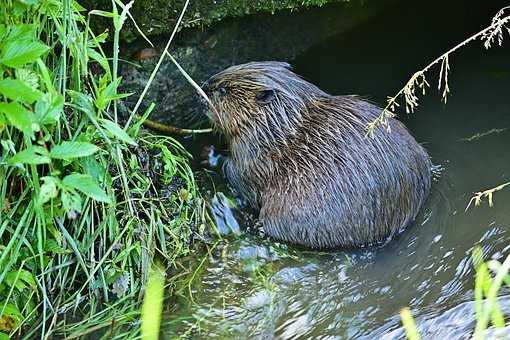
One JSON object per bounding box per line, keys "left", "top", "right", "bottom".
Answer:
{"left": 203, "top": 61, "right": 432, "bottom": 249}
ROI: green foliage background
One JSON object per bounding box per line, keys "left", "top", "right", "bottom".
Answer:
{"left": 0, "top": 0, "right": 205, "bottom": 337}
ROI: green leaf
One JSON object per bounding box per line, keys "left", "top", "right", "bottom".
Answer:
{"left": 35, "top": 93, "right": 63, "bottom": 125}
{"left": 5, "top": 24, "right": 36, "bottom": 42}
{"left": 0, "top": 39, "right": 49, "bottom": 68}
{"left": 0, "top": 25, "right": 7, "bottom": 41}
{"left": 0, "top": 113, "right": 5, "bottom": 131}
{"left": 63, "top": 173, "right": 110, "bottom": 203}
{"left": 67, "top": 90, "right": 96, "bottom": 118}
{"left": 87, "top": 48, "right": 110, "bottom": 75}
{"left": 15, "top": 68, "right": 39, "bottom": 89}
{"left": 45, "top": 239, "right": 68, "bottom": 254}
{"left": 0, "top": 78, "right": 42, "bottom": 103}
{"left": 88, "top": 9, "right": 115, "bottom": 18}
{"left": 129, "top": 102, "right": 155, "bottom": 137}
{"left": 8, "top": 145, "right": 50, "bottom": 165}
{"left": 0, "top": 102, "right": 38, "bottom": 135}
{"left": 0, "top": 332, "right": 10, "bottom": 340}
{"left": 100, "top": 119, "right": 137, "bottom": 146}
{"left": 50, "top": 141, "right": 99, "bottom": 160}
{"left": 95, "top": 78, "right": 131, "bottom": 111}
{"left": 17, "top": 0, "right": 40, "bottom": 5}
{"left": 61, "top": 190, "right": 82, "bottom": 216}
{"left": 5, "top": 269, "right": 37, "bottom": 291}
{"left": 0, "top": 303, "right": 23, "bottom": 331}
{"left": 36, "top": 59, "right": 57, "bottom": 96}
{"left": 87, "top": 31, "right": 108, "bottom": 47}
{"left": 400, "top": 307, "right": 420, "bottom": 340}
{"left": 81, "top": 156, "right": 107, "bottom": 184}
{"left": 11, "top": 2, "right": 27, "bottom": 18}
{"left": 39, "top": 176, "right": 59, "bottom": 204}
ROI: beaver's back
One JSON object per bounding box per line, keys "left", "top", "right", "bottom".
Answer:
{"left": 248, "top": 95, "right": 432, "bottom": 249}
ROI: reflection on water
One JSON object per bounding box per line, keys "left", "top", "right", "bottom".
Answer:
{"left": 166, "top": 0, "right": 510, "bottom": 338}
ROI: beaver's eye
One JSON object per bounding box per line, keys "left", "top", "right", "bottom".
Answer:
{"left": 255, "top": 89, "right": 275, "bottom": 104}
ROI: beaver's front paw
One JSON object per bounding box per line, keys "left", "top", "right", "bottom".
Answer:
{"left": 200, "top": 145, "right": 222, "bottom": 168}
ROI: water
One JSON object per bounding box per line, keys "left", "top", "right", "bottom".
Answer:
{"left": 166, "top": 1, "right": 510, "bottom": 338}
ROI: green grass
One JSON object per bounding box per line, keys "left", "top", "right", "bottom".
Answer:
{"left": 0, "top": 0, "right": 206, "bottom": 338}
{"left": 401, "top": 250, "right": 510, "bottom": 339}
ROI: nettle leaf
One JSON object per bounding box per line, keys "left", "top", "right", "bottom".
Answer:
{"left": 0, "top": 102, "right": 38, "bottom": 135}
{"left": 81, "top": 156, "right": 107, "bottom": 184}
{"left": 100, "top": 119, "right": 137, "bottom": 146}
{"left": 8, "top": 145, "right": 50, "bottom": 165}
{"left": 35, "top": 93, "right": 63, "bottom": 125}
{"left": 50, "top": 141, "right": 99, "bottom": 160}
{"left": 39, "top": 176, "right": 59, "bottom": 204}
{"left": 63, "top": 173, "right": 111, "bottom": 203}
{"left": 0, "top": 39, "right": 49, "bottom": 68}
{"left": 15, "top": 68, "right": 40, "bottom": 89}
{"left": 0, "top": 78, "right": 42, "bottom": 103}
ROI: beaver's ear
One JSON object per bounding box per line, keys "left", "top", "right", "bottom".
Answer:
{"left": 256, "top": 89, "right": 276, "bottom": 105}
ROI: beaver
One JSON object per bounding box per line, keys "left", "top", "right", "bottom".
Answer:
{"left": 202, "top": 61, "right": 432, "bottom": 249}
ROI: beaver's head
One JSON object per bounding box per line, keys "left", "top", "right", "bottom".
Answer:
{"left": 202, "top": 61, "right": 324, "bottom": 140}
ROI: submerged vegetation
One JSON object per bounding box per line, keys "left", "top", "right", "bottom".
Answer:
{"left": 0, "top": 0, "right": 206, "bottom": 337}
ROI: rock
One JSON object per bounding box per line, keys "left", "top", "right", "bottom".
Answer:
{"left": 210, "top": 192, "right": 241, "bottom": 236}
{"left": 82, "top": 0, "right": 345, "bottom": 41}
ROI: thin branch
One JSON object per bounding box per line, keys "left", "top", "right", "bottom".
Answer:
{"left": 142, "top": 118, "right": 212, "bottom": 135}
{"left": 465, "top": 182, "right": 510, "bottom": 211}
{"left": 367, "top": 7, "right": 510, "bottom": 136}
